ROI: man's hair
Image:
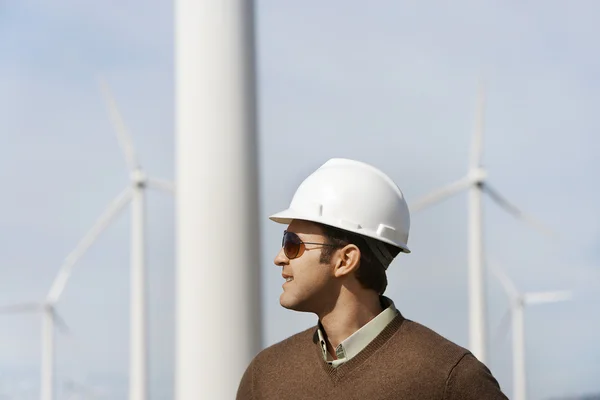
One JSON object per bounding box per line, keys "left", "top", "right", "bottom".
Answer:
{"left": 318, "top": 223, "right": 401, "bottom": 295}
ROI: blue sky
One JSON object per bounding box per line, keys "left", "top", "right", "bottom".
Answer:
{"left": 1, "top": 1, "right": 599, "bottom": 399}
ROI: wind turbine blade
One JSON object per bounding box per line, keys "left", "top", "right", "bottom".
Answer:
{"left": 488, "top": 260, "right": 520, "bottom": 299}
{"left": 46, "top": 188, "right": 133, "bottom": 303}
{"left": 492, "top": 307, "right": 512, "bottom": 349}
{"left": 524, "top": 290, "right": 572, "bottom": 305}
{"left": 410, "top": 176, "right": 473, "bottom": 212}
{"left": 51, "top": 309, "right": 71, "bottom": 335}
{"left": 146, "top": 177, "right": 176, "bottom": 194}
{"left": 470, "top": 79, "right": 486, "bottom": 169}
{"left": 0, "top": 302, "right": 41, "bottom": 314}
{"left": 483, "top": 183, "right": 558, "bottom": 238}
{"left": 98, "top": 76, "right": 139, "bottom": 172}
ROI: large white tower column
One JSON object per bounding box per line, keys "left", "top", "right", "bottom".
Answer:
{"left": 175, "top": 1, "right": 262, "bottom": 399}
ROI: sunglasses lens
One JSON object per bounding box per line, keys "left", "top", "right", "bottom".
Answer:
{"left": 282, "top": 231, "right": 301, "bottom": 258}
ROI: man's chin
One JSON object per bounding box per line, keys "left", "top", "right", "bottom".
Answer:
{"left": 279, "top": 294, "right": 308, "bottom": 312}
{"left": 279, "top": 294, "right": 295, "bottom": 310}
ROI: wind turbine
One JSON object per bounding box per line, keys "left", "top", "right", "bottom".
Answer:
{"left": 0, "top": 78, "right": 174, "bottom": 400}
{"left": 0, "top": 301, "right": 72, "bottom": 400}
{"left": 0, "top": 187, "right": 130, "bottom": 400}
{"left": 409, "top": 81, "right": 556, "bottom": 364}
{"left": 96, "top": 78, "right": 174, "bottom": 400}
{"left": 489, "top": 261, "right": 571, "bottom": 400}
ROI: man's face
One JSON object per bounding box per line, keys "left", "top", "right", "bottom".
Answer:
{"left": 274, "top": 219, "right": 339, "bottom": 314}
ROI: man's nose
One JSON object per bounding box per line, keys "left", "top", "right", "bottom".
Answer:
{"left": 274, "top": 247, "right": 288, "bottom": 267}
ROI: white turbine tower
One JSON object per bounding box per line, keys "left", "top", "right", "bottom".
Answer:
{"left": 489, "top": 261, "right": 571, "bottom": 400}
{"left": 175, "top": 0, "right": 262, "bottom": 399}
{"left": 409, "top": 81, "right": 556, "bottom": 364}
{"left": 1, "top": 79, "right": 173, "bottom": 400}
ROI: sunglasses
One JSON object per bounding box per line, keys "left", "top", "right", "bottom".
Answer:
{"left": 281, "top": 230, "right": 339, "bottom": 259}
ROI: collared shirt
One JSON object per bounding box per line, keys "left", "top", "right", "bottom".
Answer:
{"left": 316, "top": 296, "right": 399, "bottom": 367}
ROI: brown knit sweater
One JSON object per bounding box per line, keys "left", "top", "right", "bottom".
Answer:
{"left": 237, "top": 314, "right": 508, "bottom": 399}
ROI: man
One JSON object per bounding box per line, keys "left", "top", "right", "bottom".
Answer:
{"left": 237, "top": 158, "right": 508, "bottom": 399}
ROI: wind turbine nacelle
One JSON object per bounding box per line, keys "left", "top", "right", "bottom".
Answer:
{"left": 468, "top": 167, "right": 487, "bottom": 184}
{"left": 131, "top": 169, "right": 147, "bottom": 187}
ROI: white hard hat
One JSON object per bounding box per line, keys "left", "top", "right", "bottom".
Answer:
{"left": 269, "top": 158, "right": 411, "bottom": 254}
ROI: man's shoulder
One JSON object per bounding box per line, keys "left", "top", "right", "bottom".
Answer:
{"left": 395, "top": 318, "right": 471, "bottom": 365}
{"left": 251, "top": 325, "right": 317, "bottom": 365}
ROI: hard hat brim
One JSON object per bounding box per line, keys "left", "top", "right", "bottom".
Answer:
{"left": 268, "top": 208, "right": 306, "bottom": 226}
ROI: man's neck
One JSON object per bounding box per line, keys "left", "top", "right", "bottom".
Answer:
{"left": 318, "top": 293, "right": 383, "bottom": 358}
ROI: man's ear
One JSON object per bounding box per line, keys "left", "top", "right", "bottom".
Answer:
{"left": 333, "top": 244, "right": 361, "bottom": 278}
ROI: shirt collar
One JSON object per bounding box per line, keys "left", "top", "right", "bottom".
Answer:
{"left": 317, "top": 296, "right": 399, "bottom": 366}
